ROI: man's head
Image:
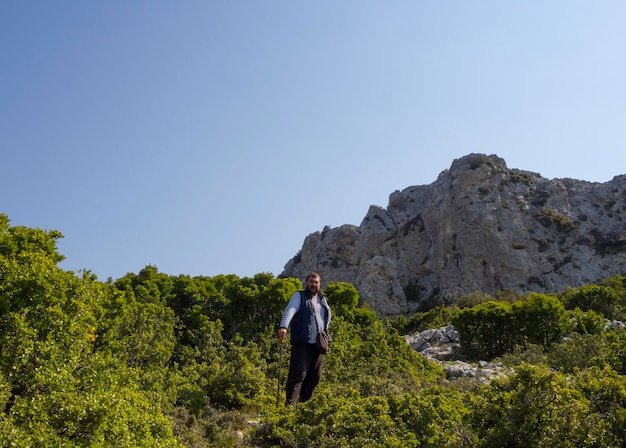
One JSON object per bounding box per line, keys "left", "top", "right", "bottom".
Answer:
{"left": 305, "top": 272, "right": 321, "bottom": 296}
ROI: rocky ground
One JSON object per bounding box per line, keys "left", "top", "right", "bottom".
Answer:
{"left": 405, "top": 321, "right": 626, "bottom": 382}
{"left": 404, "top": 325, "right": 512, "bottom": 382}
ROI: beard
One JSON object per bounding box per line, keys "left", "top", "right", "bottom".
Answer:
{"left": 306, "top": 286, "right": 319, "bottom": 296}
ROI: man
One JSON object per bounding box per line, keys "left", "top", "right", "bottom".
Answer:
{"left": 277, "top": 272, "right": 332, "bottom": 406}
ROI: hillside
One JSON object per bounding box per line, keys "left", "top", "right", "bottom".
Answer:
{"left": 282, "top": 153, "right": 626, "bottom": 316}
{"left": 3, "top": 213, "right": 626, "bottom": 446}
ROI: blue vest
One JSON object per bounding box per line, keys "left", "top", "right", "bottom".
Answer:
{"left": 290, "top": 291, "right": 331, "bottom": 344}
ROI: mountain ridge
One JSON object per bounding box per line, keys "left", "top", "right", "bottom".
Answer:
{"left": 281, "top": 153, "right": 626, "bottom": 316}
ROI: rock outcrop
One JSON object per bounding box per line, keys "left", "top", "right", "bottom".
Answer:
{"left": 281, "top": 153, "right": 626, "bottom": 316}
{"left": 405, "top": 325, "right": 511, "bottom": 382}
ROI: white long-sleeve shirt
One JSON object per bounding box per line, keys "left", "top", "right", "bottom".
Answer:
{"left": 280, "top": 291, "right": 330, "bottom": 344}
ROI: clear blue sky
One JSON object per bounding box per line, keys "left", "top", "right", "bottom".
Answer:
{"left": 3, "top": 1, "right": 626, "bottom": 281}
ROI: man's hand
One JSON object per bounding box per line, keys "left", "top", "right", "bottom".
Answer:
{"left": 277, "top": 327, "right": 287, "bottom": 343}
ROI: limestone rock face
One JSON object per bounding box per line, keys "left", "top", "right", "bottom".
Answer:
{"left": 281, "top": 153, "right": 626, "bottom": 316}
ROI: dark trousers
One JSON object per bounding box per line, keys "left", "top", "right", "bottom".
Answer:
{"left": 285, "top": 343, "right": 323, "bottom": 406}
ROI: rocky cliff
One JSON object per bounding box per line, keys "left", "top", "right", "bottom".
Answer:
{"left": 281, "top": 154, "right": 626, "bottom": 316}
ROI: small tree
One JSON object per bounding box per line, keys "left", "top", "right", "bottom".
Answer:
{"left": 325, "top": 281, "right": 360, "bottom": 320}
{"left": 472, "top": 364, "right": 589, "bottom": 447}
{"left": 514, "top": 293, "right": 566, "bottom": 348}
{"left": 452, "top": 301, "right": 518, "bottom": 359}
{"left": 561, "top": 284, "right": 622, "bottom": 320}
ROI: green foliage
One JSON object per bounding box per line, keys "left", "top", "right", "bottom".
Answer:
{"left": 513, "top": 293, "right": 566, "bottom": 347}
{"left": 548, "top": 333, "right": 611, "bottom": 373}
{"left": 471, "top": 363, "right": 589, "bottom": 447}
{"left": 604, "top": 328, "right": 626, "bottom": 375}
{"left": 536, "top": 207, "right": 576, "bottom": 231}
{"left": 168, "top": 407, "right": 251, "bottom": 448}
{"left": 210, "top": 338, "right": 268, "bottom": 409}
{"left": 3, "top": 213, "right": 626, "bottom": 447}
{"left": 322, "top": 316, "right": 443, "bottom": 399}
{"left": 494, "top": 289, "right": 526, "bottom": 303}
{"left": 453, "top": 293, "right": 567, "bottom": 360}
{"left": 573, "top": 366, "right": 626, "bottom": 445}
{"left": 598, "top": 274, "right": 626, "bottom": 302}
{"left": 561, "top": 284, "right": 623, "bottom": 320}
{"left": 456, "top": 290, "right": 494, "bottom": 309}
{"left": 387, "top": 305, "right": 454, "bottom": 334}
{"left": 386, "top": 387, "right": 475, "bottom": 447}
{"left": 257, "top": 387, "right": 472, "bottom": 448}
{"left": 471, "top": 363, "right": 626, "bottom": 447}
{"left": 496, "top": 344, "right": 549, "bottom": 368}
{"left": 324, "top": 281, "right": 359, "bottom": 319}
{"left": 497, "top": 327, "right": 626, "bottom": 377}
{"left": 566, "top": 308, "right": 606, "bottom": 335}
{"left": 452, "top": 300, "right": 517, "bottom": 359}
{"left": 0, "top": 215, "right": 181, "bottom": 446}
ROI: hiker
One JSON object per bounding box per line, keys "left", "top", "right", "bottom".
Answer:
{"left": 277, "top": 272, "right": 332, "bottom": 406}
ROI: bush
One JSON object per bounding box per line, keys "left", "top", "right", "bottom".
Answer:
{"left": 561, "top": 284, "right": 622, "bottom": 320}
{"left": 452, "top": 301, "right": 517, "bottom": 359}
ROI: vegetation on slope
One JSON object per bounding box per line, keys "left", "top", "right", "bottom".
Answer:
{"left": 2, "top": 213, "right": 626, "bottom": 447}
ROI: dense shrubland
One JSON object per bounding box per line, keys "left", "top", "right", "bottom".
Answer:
{"left": 2, "top": 213, "right": 626, "bottom": 447}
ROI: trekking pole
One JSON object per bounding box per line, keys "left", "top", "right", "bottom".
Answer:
{"left": 276, "top": 340, "right": 284, "bottom": 406}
